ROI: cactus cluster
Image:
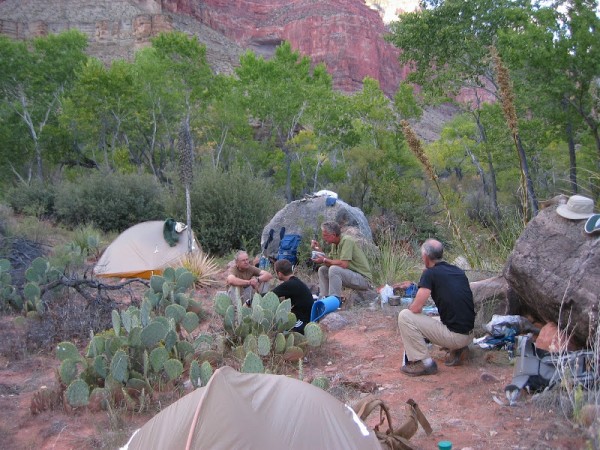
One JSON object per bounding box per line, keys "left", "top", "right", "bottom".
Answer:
{"left": 51, "top": 267, "right": 213, "bottom": 410}
{"left": 0, "top": 257, "right": 60, "bottom": 314}
{"left": 214, "top": 291, "right": 326, "bottom": 368}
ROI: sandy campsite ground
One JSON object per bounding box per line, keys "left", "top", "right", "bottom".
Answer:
{"left": 0, "top": 268, "right": 590, "bottom": 450}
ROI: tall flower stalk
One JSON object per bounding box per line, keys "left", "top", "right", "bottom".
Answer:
{"left": 178, "top": 106, "right": 195, "bottom": 254}
{"left": 491, "top": 46, "right": 538, "bottom": 221}
{"left": 400, "top": 120, "right": 474, "bottom": 267}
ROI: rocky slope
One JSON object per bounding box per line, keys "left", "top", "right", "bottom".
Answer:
{"left": 0, "top": 0, "right": 406, "bottom": 95}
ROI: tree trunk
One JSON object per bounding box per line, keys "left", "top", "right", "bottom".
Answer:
{"left": 562, "top": 98, "right": 578, "bottom": 194}
{"left": 473, "top": 112, "right": 501, "bottom": 224}
{"left": 514, "top": 134, "right": 539, "bottom": 217}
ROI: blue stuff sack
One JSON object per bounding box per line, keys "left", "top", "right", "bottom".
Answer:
{"left": 277, "top": 234, "right": 301, "bottom": 266}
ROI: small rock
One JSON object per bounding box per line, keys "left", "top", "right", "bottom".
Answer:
{"left": 480, "top": 372, "right": 499, "bottom": 383}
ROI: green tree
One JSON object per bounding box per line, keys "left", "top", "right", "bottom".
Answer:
{"left": 0, "top": 30, "right": 88, "bottom": 181}
{"left": 236, "top": 42, "right": 332, "bottom": 201}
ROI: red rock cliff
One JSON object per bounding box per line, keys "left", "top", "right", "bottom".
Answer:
{"left": 160, "top": 0, "right": 408, "bottom": 96}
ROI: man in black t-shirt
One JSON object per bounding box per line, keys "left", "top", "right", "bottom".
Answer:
{"left": 272, "top": 259, "right": 315, "bottom": 334}
{"left": 395, "top": 239, "right": 475, "bottom": 377}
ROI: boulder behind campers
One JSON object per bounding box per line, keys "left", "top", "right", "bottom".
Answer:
{"left": 261, "top": 196, "right": 374, "bottom": 262}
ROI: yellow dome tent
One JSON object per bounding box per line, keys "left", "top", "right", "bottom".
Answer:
{"left": 94, "top": 221, "right": 199, "bottom": 279}
{"left": 122, "top": 366, "right": 381, "bottom": 450}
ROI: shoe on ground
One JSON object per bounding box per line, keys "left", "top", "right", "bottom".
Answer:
{"left": 444, "top": 346, "right": 469, "bottom": 366}
{"left": 400, "top": 360, "right": 438, "bottom": 377}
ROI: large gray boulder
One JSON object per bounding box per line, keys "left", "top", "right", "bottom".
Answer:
{"left": 504, "top": 196, "right": 600, "bottom": 345}
{"left": 261, "top": 196, "right": 373, "bottom": 258}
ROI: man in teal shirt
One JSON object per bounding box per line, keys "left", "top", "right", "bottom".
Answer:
{"left": 311, "top": 221, "right": 375, "bottom": 302}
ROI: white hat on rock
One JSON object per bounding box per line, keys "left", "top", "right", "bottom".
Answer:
{"left": 556, "top": 195, "right": 595, "bottom": 220}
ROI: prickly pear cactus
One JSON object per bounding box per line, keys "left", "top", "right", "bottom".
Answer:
{"left": 199, "top": 360, "right": 213, "bottom": 386}
{"left": 112, "top": 310, "right": 121, "bottom": 337}
{"left": 214, "top": 293, "right": 232, "bottom": 316}
{"left": 165, "top": 303, "right": 186, "bottom": 324}
{"left": 56, "top": 341, "right": 81, "bottom": 362}
{"left": 275, "top": 299, "right": 292, "bottom": 324}
{"left": 243, "top": 334, "right": 258, "bottom": 354}
{"left": 176, "top": 271, "right": 195, "bottom": 292}
{"left": 65, "top": 379, "right": 90, "bottom": 408}
{"left": 241, "top": 351, "right": 264, "bottom": 373}
{"left": 163, "top": 359, "right": 184, "bottom": 381}
{"left": 190, "top": 360, "right": 201, "bottom": 388}
{"left": 150, "top": 275, "right": 165, "bottom": 294}
{"left": 110, "top": 350, "right": 129, "bottom": 383}
{"left": 59, "top": 359, "right": 79, "bottom": 385}
{"left": 311, "top": 376, "right": 330, "bottom": 391}
{"left": 149, "top": 347, "right": 168, "bottom": 373}
{"left": 140, "top": 321, "right": 168, "bottom": 348}
{"left": 257, "top": 334, "right": 271, "bottom": 356}
{"left": 274, "top": 333, "right": 286, "bottom": 354}
{"left": 181, "top": 312, "right": 200, "bottom": 333}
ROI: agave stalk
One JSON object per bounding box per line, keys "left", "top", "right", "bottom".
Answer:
{"left": 490, "top": 46, "right": 538, "bottom": 221}
{"left": 400, "top": 120, "right": 475, "bottom": 267}
{"left": 178, "top": 103, "right": 195, "bottom": 254}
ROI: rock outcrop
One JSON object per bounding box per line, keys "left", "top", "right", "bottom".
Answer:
{"left": 179, "top": 0, "right": 406, "bottom": 96}
{"left": 0, "top": 0, "right": 243, "bottom": 75}
{"left": 0, "top": 0, "right": 406, "bottom": 96}
{"left": 504, "top": 195, "right": 600, "bottom": 345}
{"left": 261, "top": 195, "right": 374, "bottom": 259}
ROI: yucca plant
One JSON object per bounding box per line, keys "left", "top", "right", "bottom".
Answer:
{"left": 178, "top": 251, "right": 220, "bottom": 287}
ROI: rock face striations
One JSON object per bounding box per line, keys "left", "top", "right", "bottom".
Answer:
{"left": 0, "top": 0, "right": 406, "bottom": 95}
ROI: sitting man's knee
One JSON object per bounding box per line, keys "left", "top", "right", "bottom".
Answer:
{"left": 328, "top": 265, "right": 344, "bottom": 276}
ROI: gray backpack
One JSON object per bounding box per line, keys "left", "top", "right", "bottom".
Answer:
{"left": 504, "top": 336, "right": 595, "bottom": 404}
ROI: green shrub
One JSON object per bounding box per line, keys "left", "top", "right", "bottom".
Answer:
{"left": 7, "top": 181, "right": 55, "bottom": 218}
{"left": 171, "top": 166, "right": 283, "bottom": 255}
{"left": 54, "top": 172, "right": 166, "bottom": 232}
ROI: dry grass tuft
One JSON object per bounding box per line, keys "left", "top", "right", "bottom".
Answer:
{"left": 178, "top": 251, "right": 220, "bottom": 287}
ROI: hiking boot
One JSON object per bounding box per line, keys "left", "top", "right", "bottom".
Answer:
{"left": 445, "top": 346, "right": 469, "bottom": 366}
{"left": 400, "top": 360, "right": 438, "bottom": 377}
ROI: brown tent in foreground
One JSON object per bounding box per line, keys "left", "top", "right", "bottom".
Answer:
{"left": 122, "top": 366, "right": 381, "bottom": 450}
{"left": 94, "top": 221, "right": 199, "bottom": 279}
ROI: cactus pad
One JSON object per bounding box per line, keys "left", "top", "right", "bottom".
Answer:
{"left": 199, "top": 360, "right": 213, "bottom": 387}
{"left": 56, "top": 341, "right": 81, "bottom": 362}
{"left": 140, "top": 321, "right": 168, "bottom": 348}
{"left": 165, "top": 303, "right": 186, "bottom": 323}
{"left": 149, "top": 346, "right": 168, "bottom": 373}
{"left": 59, "top": 359, "right": 79, "bottom": 385}
{"left": 311, "top": 376, "right": 330, "bottom": 391}
{"left": 274, "top": 333, "right": 286, "bottom": 354}
{"left": 65, "top": 379, "right": 90, "bottom": 408}
{"left": 182, "top": 312, "right": 200, "bottom": 333}
{"left": 241, "top": 351, "right": 264, "bottom": 373}
{"left": 110, "top": 349, "right": 129, "bottom": 383}
{"left": 214, "top": 293, "right": 232, "bottom": 316}
{"left": 257, "top": 334, "right": 272, "bottom": 356}
{"left": 163, "top": 358, "right": 184, "bottom": 381}
{"left": 189, "top": 360, "right": 201, "bottom": 388}
{"left": 283, "top": 346, "right": 304, "bottom": 362}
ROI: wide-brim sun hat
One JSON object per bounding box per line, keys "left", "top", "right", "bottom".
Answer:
{"left": 585, "top": 214, "right": 600, "bottom": 234}
{"left": 556, "top": 195, "right": 595, "bottom": 220}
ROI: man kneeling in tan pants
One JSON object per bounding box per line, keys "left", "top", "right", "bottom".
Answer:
{"left": 395, "top": 239, "right": 475, "bottom": 377}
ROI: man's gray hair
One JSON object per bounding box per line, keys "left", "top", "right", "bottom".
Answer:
{"left": 235, "top": 250, "right": 249, "bottom": 261}
{"left": 421, "top": 239, "right": 443, "bottom": 261}
{"left": 321, "top": 221, "right": 341, "bottom": 236}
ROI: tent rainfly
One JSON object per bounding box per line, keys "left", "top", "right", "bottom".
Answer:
{"left": 122, "top": 366, "right": 381, "bottom": 450}
{"left": 94, "top": 221, "right": 199, "bottom": 279}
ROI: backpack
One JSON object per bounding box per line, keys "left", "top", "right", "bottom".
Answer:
{"left": 277, "top": 234, "right": 301, "bottom": 266}
{"left": 504, "top": 335, "right": 595, "bottom": 405}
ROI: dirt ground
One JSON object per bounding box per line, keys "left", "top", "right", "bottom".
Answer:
{"left": 0, "top": 270, "right": 590, "bottom": 450}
